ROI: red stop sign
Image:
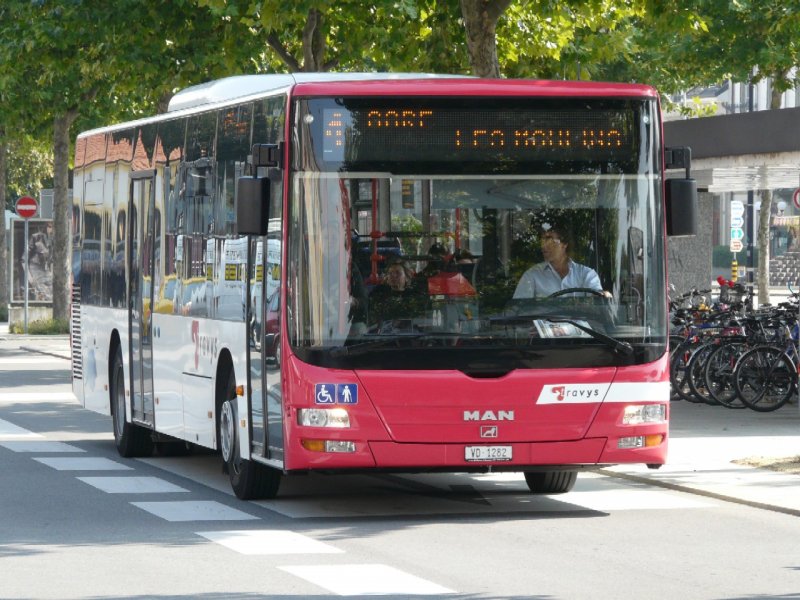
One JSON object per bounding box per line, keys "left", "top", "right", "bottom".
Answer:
{"left": 15, "top": 196, "right": 38, "bottom": 219}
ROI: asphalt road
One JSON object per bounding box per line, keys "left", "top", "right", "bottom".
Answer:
{"left": 1, "top": 342, "right": 799, "bottom": 599}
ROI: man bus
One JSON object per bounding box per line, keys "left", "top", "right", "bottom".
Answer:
{"left": 71, "top": 73, "right": 696, "bottom": 499}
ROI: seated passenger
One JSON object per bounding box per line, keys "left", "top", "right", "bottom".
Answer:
{"left": 513, "top": 225, "right": 604, "bottom": 299}
{"left": 368, "top": 258, "right": 427, "bottom": 327}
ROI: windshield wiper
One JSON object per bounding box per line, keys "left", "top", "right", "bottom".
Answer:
{"left": 328, "top": 333, "right": 424, "bottom": 358}
{"left": 488, "top": 313, "right": 634, "bottom": 356}
{"left": 330, "top": 331, "right": 474, "bottom": 358}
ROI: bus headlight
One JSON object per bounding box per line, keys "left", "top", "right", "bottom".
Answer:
{"left": 622, "top": 404, "right": 666, "bottom": 425}
{"left": 297, "top": 408, "right": 350, "bottom": 428}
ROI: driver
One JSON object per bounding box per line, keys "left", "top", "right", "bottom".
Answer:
{"left": 513, "top": 225, "right": 603, "bottom": 298}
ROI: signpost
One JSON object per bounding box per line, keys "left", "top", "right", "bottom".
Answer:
{"left": 15, "top": 196, "right": 39, "bottom": 333}
{"left": 730, "top": 199, "right": 746, "bottom": 283}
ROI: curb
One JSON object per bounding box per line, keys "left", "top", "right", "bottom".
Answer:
{"left": 19, "top": 346, "right": 71, "bottom": 361}
{"left": 598, "top": 468, "right": 800, "bottom": 518}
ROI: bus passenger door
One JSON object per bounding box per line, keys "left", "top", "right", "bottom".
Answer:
{"left": 128, "top": 171, "right": 156, "bottom": 427}
{"left": 247, "top": 236, "right": 284, "bottom": 467}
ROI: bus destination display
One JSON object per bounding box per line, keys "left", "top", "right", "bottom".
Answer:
{"left": 317, "top": 101, "right": 640, "bottom": 168}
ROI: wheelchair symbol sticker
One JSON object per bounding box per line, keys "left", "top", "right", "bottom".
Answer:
{"left": 314, "top": 383, "right": 358, "bottom": 404}
{"left": 337, "top": 384, "right": 358, "bottom": 404}
{"left": 315, "top": 384, "right": 336, "bottom": 404}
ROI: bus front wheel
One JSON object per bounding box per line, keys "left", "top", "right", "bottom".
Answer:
{"left": 524, "top": 471, "right": 577, "bottom": 494}
{"left": 220, "top": 371, "right": 281, "bottom": 500}
{"left": 110, "top": 346, "right": 153, "bottom": 458}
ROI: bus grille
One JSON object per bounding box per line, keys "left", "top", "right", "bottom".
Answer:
{"left": 70, "top": 287, "right": 82, "bottom": 380}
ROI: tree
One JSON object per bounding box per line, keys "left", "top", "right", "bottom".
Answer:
{"left": 0, "top": 0, "right": 262, "bottom": 320}
{"left": 603, "top": 1, "right": 800, "bottom": 303}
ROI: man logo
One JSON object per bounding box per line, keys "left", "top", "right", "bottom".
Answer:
{"left": 480, "top": 426, "right": 498, "bottom": 438}
{"left": 463, "top": 410, "right": 514, "bottom": 421}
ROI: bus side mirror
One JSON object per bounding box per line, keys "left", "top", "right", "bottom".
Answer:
{"left": 666, "top": 178, "right": 697, "bottom": 237}
{"left": 236, "top": 176, "right": 270, "bottom": 236}
{"left": 664, "top": 146, "right": 697, "bottom": 237}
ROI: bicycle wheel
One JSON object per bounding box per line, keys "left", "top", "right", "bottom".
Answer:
{"left": 704, "top": 341, "right": 748, "bottom": 409}
{"left": 687, "top": 341, "right": 719, "bottom": 404}
{"left": 734, "top": 346, "right": 796, "bottom": 412}
{"left": 670, "top": 339, "right": 703, "bottom": 403}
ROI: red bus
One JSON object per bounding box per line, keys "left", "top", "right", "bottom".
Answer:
{"left": 71, "top": 74, "right": 696, "bottom": 499}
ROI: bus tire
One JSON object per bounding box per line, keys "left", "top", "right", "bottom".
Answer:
{"left": 220, "top": 370, "right": 281, "bottom": 500}
{"left": 110, "top": 346, "right": 154, "bottom": 458}
{"left": 524, "top": 470, "right": 577, "bottom": 494}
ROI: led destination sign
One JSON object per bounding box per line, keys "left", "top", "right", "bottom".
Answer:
{"left": 304, "top": 97, "right": 645, "bottom": 173}
{"left": 326, "top": 108, "right": 624, "bottom": 154}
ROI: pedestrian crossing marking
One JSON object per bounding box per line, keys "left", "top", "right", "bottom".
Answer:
{"left": 1, "top": 441, "right": 83, "bottom": 453}
{"left": 33, "top": 457, "right": 132, "bottom": 471}
{"left": 279, "top": 564, "right": 455, "bottom": 595}
{"left": 0, "top": 357, "right": 69, "bottom": 364}
{"left": 131, "top": 500, "right": 258, "bottom": 522}
{"left": 0, "top": 419, "right": 43, "bottom": 440}
{"left": 196, "top": 530, "right": 344, "bottom": 555}
{"left": 77, "top": 476, "right": 189, "bottom": 494}
{"left": 0, "top": 392, "right": 77, "bottom": 403}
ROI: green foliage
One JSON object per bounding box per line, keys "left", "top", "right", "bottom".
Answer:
{"left": 9, "top": 318, "right": 69, "bottom": 335}
{"left": 499, "top": 0, "right": 645, "bottom": 80}
{"left": 4, "top": 135, "right": 53, "bottom": 210}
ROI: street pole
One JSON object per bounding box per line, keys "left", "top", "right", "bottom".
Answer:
{"left": 23, "top": 219, "right": 29, "bottom": 334}
{"left": 747, "top": 80, "right": 755, "bottom": 302}
{"left": 746, "top": 190, "right": 754, "bottom": 299}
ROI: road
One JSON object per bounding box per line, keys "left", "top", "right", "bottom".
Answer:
{"left": 1, "top": 342, "right": 799, "bottom": 599}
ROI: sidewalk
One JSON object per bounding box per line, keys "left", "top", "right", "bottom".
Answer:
{"left": 2, "top": 323, "right": 799, "bottom": 514}
{"left": 0, "top": 321, "right": 71, "bottom": 360}
{"left": 604, "top": 400, "right": 800, "bottom": 516}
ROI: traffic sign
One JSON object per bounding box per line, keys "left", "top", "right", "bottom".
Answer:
{"left": 730, "top": 239, "right": 743, "bottom": 252}
{"left": 730, "top": 200, "right": 745, "bottom": 217}
{"left": 793, "top": 188, "right": 800, "bottom": 210}
{"left": 730, "top": 215, "right": 744, "bottom": 228}
{"left": 730, "top": 227, "right": 744, "bottom": 240}
{"left": 15, "top": 196, "right": 38, "bottom": 219}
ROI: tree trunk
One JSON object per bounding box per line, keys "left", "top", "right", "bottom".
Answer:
{"left": 459, "top": 0, "right": 512, "bottom": 78}
{"left": 302, "top": 8, "right": 325, "bottom": 72}
{"left": 52, "top": 112, "right": 77, "bottom": 322}
{"left": 755, "top": 84, "right": 784, "bottom": 305}
{"left": 0, "top": 131, "right": 7, "bottom": 311}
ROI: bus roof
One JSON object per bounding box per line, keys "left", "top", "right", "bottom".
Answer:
{"left": 168, "top": 73, "right": 658, "bottom": 112}
{"left": 77, "top": 73, "right": 658, "bottom": 138}
{"left": 167, "top": 73, "right": 466, "bottom": 112}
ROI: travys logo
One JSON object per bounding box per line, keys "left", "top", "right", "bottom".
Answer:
{"left": 537, "top": 383, "right": 610, "bottom": 404}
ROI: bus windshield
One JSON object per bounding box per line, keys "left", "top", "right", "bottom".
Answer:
{"left": 289, "top": 97, "right": 665, "bottom": 372}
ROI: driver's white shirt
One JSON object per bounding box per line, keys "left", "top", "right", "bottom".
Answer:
{"left": 513, "top": 260, "right": 601, "bottom": 299}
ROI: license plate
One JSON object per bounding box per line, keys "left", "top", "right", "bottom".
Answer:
{"left": 464, "top": 445, "right": 513, "bottom": 462}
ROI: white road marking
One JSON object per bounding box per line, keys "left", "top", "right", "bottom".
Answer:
{"left": 279, "top": 564, "right": 455, "bottom": 595}
{"left": 0, "top": 441, "right": 84, "bottom": 453}
{"left": 131, "top": 500, "right": 258, "bottom": 522}
{"left": 0, "top": 392, "right": 77, "bottom": 403}
{"left": 77, "top": 476, "right": 189, "bottom": 494}
{"left": 196, "top": 530, "right": 344, "bottom": 555}
{"left": 0, "top": 419, "right": 43, "bottom": 440}
{"left": 33, "top": 457, "right": 133, "bottom": 471}
{"left": 0, "top": 357, "right": 68, "bottom": 365}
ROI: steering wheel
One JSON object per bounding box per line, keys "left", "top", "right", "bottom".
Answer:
{"left": 547, "top": 287, "right": 607, "bottom": 299}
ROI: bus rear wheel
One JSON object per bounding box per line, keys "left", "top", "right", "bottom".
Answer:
{"left": 110, "top": 346, "right": 153, "bottom": 458}
{"left": 524, "top": 471, "right": 577, "bottom": 494}
{"left": 219, "top": 371, "right": 281, "bottom": 500}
